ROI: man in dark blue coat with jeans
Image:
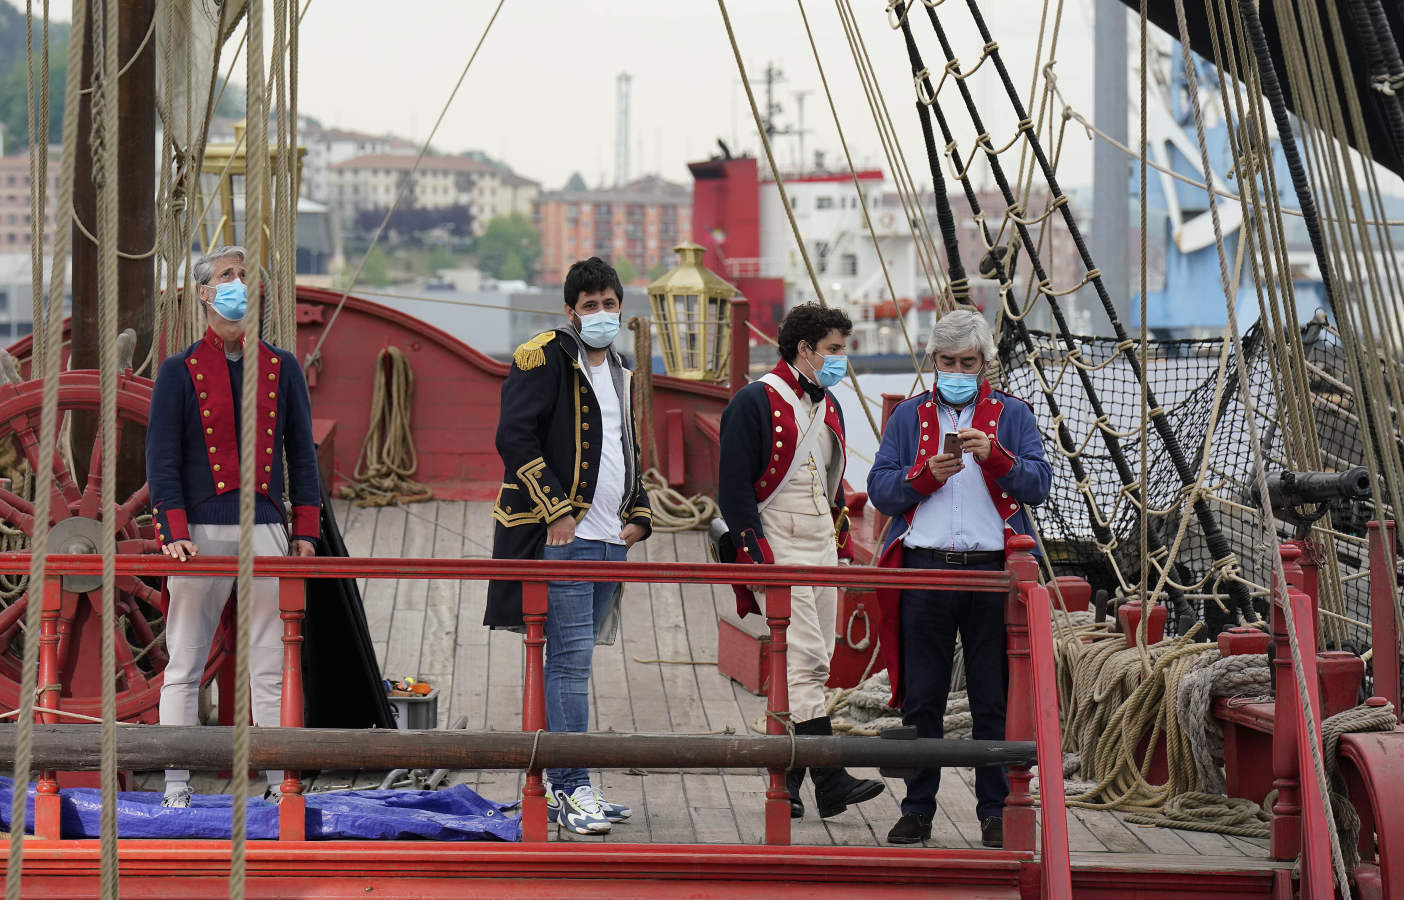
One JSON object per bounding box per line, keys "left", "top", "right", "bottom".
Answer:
{"left": 867, "top": 309, "right": 1050, "bottom": 849}
{"left": 484, "top": 257, "right": 652, "bottom": 836}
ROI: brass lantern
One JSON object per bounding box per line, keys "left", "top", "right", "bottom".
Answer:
{"left": 195, "top": 120, "right": 306, "bottom": 261}
{"left": 647, "top": 241, "right": 740, "bottom": 381}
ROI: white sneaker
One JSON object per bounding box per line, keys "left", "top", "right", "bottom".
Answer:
{"left": 161, "top": 786, "right": 192, "bottom": 808}
{"left": 548, "top": 784, "right": 611, "bottom": 835}
{"left": 590, "top": 784, "right": 631, "bottom": 823}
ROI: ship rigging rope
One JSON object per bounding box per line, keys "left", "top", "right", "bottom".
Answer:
{"left": 9, "top": 0, "right": 84, "bottom": 893}
{"left": 794, "top": 0, "right": 928, "bottom": 386}
{"left": 1168, "top": 0, "right": 1348, "bottom": 886}
{"left": 25, "top": 0, "right": 50, "bottom": 368}
{"left": 1234, "top": 0, "right": 1404, "bottom": 651}
{"left": 90, "top": 0, "right": 122, "bottom": 890}
{"left": 833, "top": 0, "right": 953, "bottom": 316}
{"left": 715, "top": 0, "right": 882, "bottom": 441}
{"left": 1040, "top": 70, "right": 1404, "bottom": 227}
{"left": 233, "top": 0, "right": 274, "bottom": 887}
{"left": 301, "top": 0, "right": 508, "bottom": 383}
{"left": 898, "top": 0, "right": 1207, "bottom": 627}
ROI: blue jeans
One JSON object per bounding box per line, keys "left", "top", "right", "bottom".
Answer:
{"left": 542, "top": 537, "right": 627, "bottom": 793}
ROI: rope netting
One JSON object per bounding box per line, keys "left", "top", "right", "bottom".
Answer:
{"left": 1002, "top": 323, "right": 1380, "bottom": 649}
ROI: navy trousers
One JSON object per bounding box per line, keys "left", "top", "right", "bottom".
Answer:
{"left": 898, "top": 556, "right": 1009, "bottom": 821}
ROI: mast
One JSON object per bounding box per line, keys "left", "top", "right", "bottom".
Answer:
{"left": 1092, "top": 0, "right": 1130, "bottom": 331}
{"left": 70, "top": 0, "right": 156, "bottom": 494}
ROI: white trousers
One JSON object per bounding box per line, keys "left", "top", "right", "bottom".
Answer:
{"left": 159, "top": 523, "right": 288, "bottom": 786}
{"left": 758, "top": 508, "right": 838, "bottom": 723}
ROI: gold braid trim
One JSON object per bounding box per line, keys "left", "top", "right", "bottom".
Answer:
{"left": 517, "top": 457, "right": 571, "bottom": 519}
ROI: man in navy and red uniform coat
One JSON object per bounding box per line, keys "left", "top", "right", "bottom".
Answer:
{"left": 866, "top": 308, "right": 1051, "bottom": 849}
{"left": 718, "top": 302, "right": 882, "bottom": 821}
{"left": 146, "top": 245, "right": 320, "bottom": 809}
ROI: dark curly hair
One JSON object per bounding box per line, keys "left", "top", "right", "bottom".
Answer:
{"left": 563, "top": 257, "right": 625, "bottom": 309}
{"left": 776, "top": 302, "right": 853, "bottom": 363}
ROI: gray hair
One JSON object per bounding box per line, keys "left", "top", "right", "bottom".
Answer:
{"left": 193, "top": 245, "right": 246, "bottom": 285}
{"left": 925, "top": 308, "right": 996, "bottom": 365}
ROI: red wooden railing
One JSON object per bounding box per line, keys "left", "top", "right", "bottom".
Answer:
{"left": 0, "top": 546, "right": 1071, "bottom": 886}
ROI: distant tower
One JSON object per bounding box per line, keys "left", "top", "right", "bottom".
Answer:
{"left": 616, "top": 72, "right": 632, "bottom": 187}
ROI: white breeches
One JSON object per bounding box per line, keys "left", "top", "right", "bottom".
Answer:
{"left": 159, "top": 523, "right": 288, "bottom": 785}
{"left": 758, "top": 508, "right": 838, "bottom": 723}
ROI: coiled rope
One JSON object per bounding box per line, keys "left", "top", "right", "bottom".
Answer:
{"left": 339, "top": 346, "right": 433, "bottom": 508}
{"left": 640, "top": 469, "right": 716, "bottom": 533}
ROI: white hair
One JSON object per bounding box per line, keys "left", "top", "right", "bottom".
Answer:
{"left": 193, "top": 245, "right": 245, "bottom": 285}
{"left": 925, "top": 308, "right": 996, "bottom": 365}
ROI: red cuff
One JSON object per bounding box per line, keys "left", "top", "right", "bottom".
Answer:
{"left": 979, "top": 440, "right": 1016, "bottom": 479}
{"left": 905, "top": 459, "right": 944, "bottom": 495}
{"left": 736, "top": 530, "right": 775, "bottom": 565}
{"left": 159, "top": 508, "right": 190, "bottom": 544}
{"left": 291, "top": 505, "right": 320, "bottom": 540}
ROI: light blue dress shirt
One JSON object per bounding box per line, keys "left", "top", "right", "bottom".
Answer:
{"left": 903, "top": 399, "right": 1006, "bottom": 552}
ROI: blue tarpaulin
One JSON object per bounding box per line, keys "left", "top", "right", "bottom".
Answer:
{"left": 0, "top": 777, "right": 521, "bottom": 841}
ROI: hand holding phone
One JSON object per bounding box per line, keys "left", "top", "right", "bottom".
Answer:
{"left": 942, "top": 431, "right": 963, "bottom": 458}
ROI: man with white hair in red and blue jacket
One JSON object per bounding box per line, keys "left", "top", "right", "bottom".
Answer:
{"left": 867, "top": 307, "right": 1051, "bottom": 850}
{"left": 147, "top": 245, "right": 321, "bottom": 809}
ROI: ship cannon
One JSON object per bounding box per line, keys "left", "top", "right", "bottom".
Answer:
{"left": 1256, "top": 467, "right": 1372, "bottom": 536}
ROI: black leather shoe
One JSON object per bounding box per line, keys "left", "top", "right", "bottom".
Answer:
{"left": 887, "top": 813, "right": 932, "bottom": 844}
{"left": 980, "top": 816, "right": 1003, "bottom": 849}
{"left": 786, "top": 768, "right": 805, "bottom": 819}
{"left": 811, "top": 768, "right": 885, "bottom": 818}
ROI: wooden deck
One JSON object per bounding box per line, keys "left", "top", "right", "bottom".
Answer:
{"left": 141, "top": 500, "right": 1275, "bottom": 864}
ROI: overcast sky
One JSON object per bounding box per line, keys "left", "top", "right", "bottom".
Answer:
{"left": 8, "top": 0, "right": 1111, "bottom": 191}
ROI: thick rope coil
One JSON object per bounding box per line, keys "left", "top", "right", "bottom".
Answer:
{"left": 640, "top": 469, "right": 716, "bottom": 533}
{"left": 1176, "top": 652, "right": 1271, "bottom": 794}
{"left": 339, "top": 347, "right": 433, "bottom": 508}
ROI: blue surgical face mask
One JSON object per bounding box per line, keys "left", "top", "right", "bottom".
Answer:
{"left": 815, "top": 353, "right": 847, "bottom": 388}
{"left": 576, "top": 309, "right": 621, "bottom": 349}
{"left": 208, "top": 280, "right": 247, "bottom": 322}
{"left": 937, "top": 370, "right": 979, "bottom": 405}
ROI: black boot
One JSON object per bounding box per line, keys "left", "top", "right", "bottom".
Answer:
{"left": 786, "top": 767, "right": 805, "bottom": 818}
{"left": 796, "top": 716, "right": 886, "bottom": 818}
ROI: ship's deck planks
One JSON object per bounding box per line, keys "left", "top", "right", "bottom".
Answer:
{"left": 142, "top": 500, "right": 1274, "bottom": 863}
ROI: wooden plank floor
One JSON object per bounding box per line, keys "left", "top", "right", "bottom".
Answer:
{"left": 138, "top": 500, "right": 1274, "bottom": 864}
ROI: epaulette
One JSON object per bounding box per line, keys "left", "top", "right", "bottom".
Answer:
{"left": 513, "top": 332, "right": 556, "bottom": 371}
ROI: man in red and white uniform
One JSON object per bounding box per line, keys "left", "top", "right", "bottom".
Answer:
{"left": 718, "top": 303, "right": 883, "bottom": 820}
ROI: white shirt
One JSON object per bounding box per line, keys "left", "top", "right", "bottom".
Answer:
{"left": 903, "top": 399, "right": 1005, "bottom": 552}
{"left": 574, "top": 361, "right": 628, "bottom": 544}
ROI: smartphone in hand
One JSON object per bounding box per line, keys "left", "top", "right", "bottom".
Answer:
{"left": 942, "top": 431, "right": 963, "bottom": 457}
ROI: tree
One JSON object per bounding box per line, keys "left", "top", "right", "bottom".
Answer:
{"left": 361, "top": 246, "right": 390, "bottom": 287}
{"left": 647, "top": 262, "right": 670, "bottom": 281}
{"left": 563, "top": 171, "right": 587, "bottom": 192}
{"left": 500, "top": 252, "right": 526, "bottom": 282}
{"left": 428, "top": 244, "right": 456, "bottom": 272}
{"left": 0, "top": 15, "right": 71, "bottom": 152}
{"left": 613, "top": 257, "right": 638, "bottom": 285}
{"left": 476, "top": 213, "right": 541, "bottom": 281}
